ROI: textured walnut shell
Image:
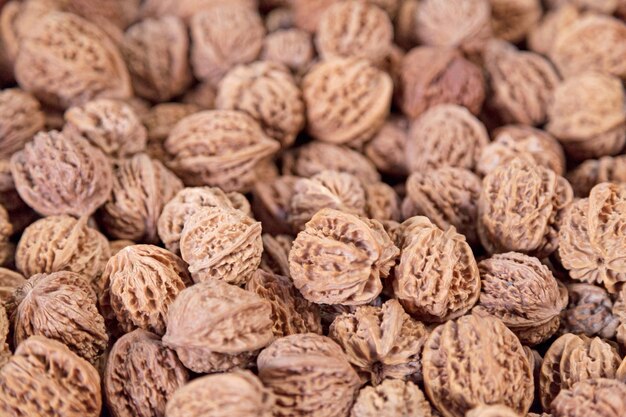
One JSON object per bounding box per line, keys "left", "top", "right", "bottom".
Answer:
{"left": 142, "top": 103, "right": 200, "bottom": 143}
{"left": 140, "top": 0, "right": 258, "bottom": 22}
{"left": 399, "top": 47, "right": 485, "bottom": 120}
{"left": 257, "top": 333, "right": 361, "bottom": 417}
{"left": 351, "top": 379, "right": 434, "bottom": 417}
{"left": 289, "top": 208, "right": 399, "bottom": 305}
{"left": 527, "top": 4, "right": 579, "bottom": 56}
{"left": 11, "top": 271, "right": 108, "bottom": 364}
{"left": 262, "top": 28, "right": 314, "bottom": 72}
{"left": 567, "top": 155, "right": 626, "bottom": 197}
{"left": 179, "top": 206, "right": 262, "bottom": 285}
{"left": 260, "top": 234, "right": 293, "bottom": 277}
{"left": 104, "top": 329, "right": 189, "bottom": 417}
{"left": 0, "top": 335, "right": 101, "bottom": 417}
{"left": 99, "top": 244, "right": 191, "bottom": 335}
{"left": 466, "top": 405, "right": 522, "bottom": 417}
{"left": 364, "top": 182, "right": 401, "bottom": 223}
{"left": 364, "top": 116, "right": 409, "bottom": 177}
{"left": 0, "top": 267, "right": 25, "bottom": 304}
{"left": 540, "top": 333, "right": 622, "bottom": 409}
{"left": 216, "top": 61, "right": 304, "bottom": 148}
{"left": 478, "top": 158, "right": 573, "bottom": 258}
{"left": 163, "top": 279, "right": 274, "bottom": 373}
{"left": 14, "top": 12, "right": 131, "bottom": 109}
{"left": 164, "top": 110, "right": 280, "bottom": 192}
{"left": 0, "top": 88, "right": 45, "bottom": 159}
{"left": 406, "top": 104, "right": 489, "bottom": 173}
{"left": 61, "top": 0, "right": 140, "bottom": 29}
{"left": 252, "top": 176, "right": 297, "bottom": 236}
{"left": 423, "top": 314, "right": 534, "bottom": 417}
{"left": 302, "top": 57, "right": 392, "bottom": 147}
{"left": 551, "top": 378, "right": 626, "bottom": 417}
{"left": 165, "top": 370, "right": 274, "bottom": 417}
{"left": 489, "top": 0, "right": 542, "bottom": 43}
{"left": 560, "top": 283, "right": 619, "bottom": 339}
{"left": 10, "top": 130, "right": 113, "bottom": 217}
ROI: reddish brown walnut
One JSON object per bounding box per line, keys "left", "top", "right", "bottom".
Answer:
{"left": 364, "top": 116, "right": 409, "bottom": 178}
{"left": 260, "top": 234, "right": 293, "bottom": 277}
{"left": 489, "top": 0, "right": 542, "bottom": 43}
{"left": 0, "top": 88, "right": 45, "bottom": 158}
{"left": 351, "top": 379, "right": 434, "bottom": 417}
{"left": 551, "top": 378, "right": 626, "bottom": 417}
{"left": 262, "top": 29, "right": 314, "bottom": 73}
{"left": 252, "top": 176, "right": 297, "bottom": 236}
{"left": 567, "top": 155, "right": 626, "bottom": 197}
{"left": 560, "top": 284, "right": 619, "bottom": 339}
{"left": 163, "top": 280, "right": 274, "bottom": 373}
{"left": 0, "top": 267, "right": 25, "bottom": 304}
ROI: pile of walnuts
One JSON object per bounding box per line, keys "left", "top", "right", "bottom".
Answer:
{"left": 0, "top": 0, "right": 626, "bottom": 416}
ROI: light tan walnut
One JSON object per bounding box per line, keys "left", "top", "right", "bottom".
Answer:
{"left": 489, "top": 0, "right": 542, "bottom": 43}
{"left": 551, "top": 378, "right": 626, "bottom": 417}
{"left": 567, "top": 155, "right": 626, "bottom": 197}
{"left": 0, "top": 88, "right": 45, "bottom": 158}
{"left": 181, "top": 82, "right": 216, "bottom": 110}
{"left": 364, "top": 182, "right": 401, "bottom": 222}
{"left": 252, "top": 176, "right": 297, "bottom": 236}
{"left": 260, "top": 234, "right": 293, "bottom": 277}
{"left": 466, "top": 405, "right": 522, "bottom": 417}
{"left": 265, "top": 6, "right": 294, "bottom": 32}
{"left": 527, "top": 4, "right": 579, "bottom": 56}
{"left": 0, "top": 267, "right": 25, "bottom": 304}
{"left": 559, "top": 283, "right": 619, "bottom": 339}
{"left": 351, "top": 379, "right": 434, "bottom": 417}
{"left": 139, "top": 0, "right": 258, "bottom": 22}
{"left": 262, "top": 29, "right": 314, "bottom": 73}
{"left": 0, "top": 204, "right": 10, "bottom": 266}
{"left": 364, "top": 116, "right": 409, "bottom": 178}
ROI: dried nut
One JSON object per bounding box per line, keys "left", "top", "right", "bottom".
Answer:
{"left": 99, "top": 244, "right": 191, "bottom": 336}
{"left": 142, "top": 103, "right": 200, "bottom": 142}
{"left": 181, "top": 82, "right": 216, "bottom": 110}
{"left": 364, "top": 182, "right": 401, "bottom": 222}
{"left": 545, "top": 0, "right": 619, "bottom": 13}
{"left": 108, "top": 239, "right": 134, "bottom": 255}
{"left": 393, "top": 216, "right": 480, "bottom": 322}
{"left": 246, "top": 269, "right": 322, "bottom": 337}
{"left": 540, "top": 334, "right": 623, "bottom": 409}
{"left": 0, "top": 204, "right": 10, "bottom": 265}
{"left": 364, "top": 116, "right": 409, "bottom": 177}
{"left": 179, "top": 206, "right": 262, "bottom": 285}
{"left": 122, "top": 16, "right": 192, "bottom": 103}
{"left": 558, "top": 183, "right": 626, "bottom": 293}
{"left": 567, "top": 155, "right": 626, "bottom": 197}
{"left": 478, "top": 158, "right": 573, "bottom": 258}
{"left": 261, "top": 29, "right": 314, "bottom": 72}
{"left": 165, "top": 370, "right": 274, "bottom": 417}
{"left": 265, "top": 6, "right": 294, "bottom": 32}
{"left": 329, "top": 299, "right": 429, "bottom": 384}
{"left": 104, "top": 329, "right": 189, "bottom": 417}
{"left": 406, "top": 104, "right": 489, "bottom": 173}
{"left": 258, "top": 333, "right": 361, "bottom": 417}
{"left": 423, "top": 314, "right": 534, "bottom": 417}
{"left": 216, "top": 61, "right": 305, "bottom": 148}
{"left": 402, "top": 167, "right": 481, "bottom": 246}
{"left": 466, "top": 405, "right": 522, "bottom": 417}
{"left": 477, "top": 125, "right": 566, "bottom": 177}
{"left": 163, "top": 280, "right": 274, "bottom": 373}
{"left": 260, "top": 234, "right": 293, "bottom": 277}
{"left": 139, "top": 0, "right": 258, "bottom": 22}
{"left": 527, "top": 4, "right": 579, "bottom": 56}
{"left": 10, "top": 130, "right": 113, "bottom": 217}
{"left": 560, "top": 283, "right": 619, "bottom": 339}
{"left": 546, "top": 72, "right": 626, "bottom": 160}
{"left": 14, "top": 12, "right": 131, "bottom": 109}
{"left": 489, "top": 0, "right": 542, "bottom": 43}
{"left": 484, "top": 40, "right": 560, "bottom": 126}
{"left": 64, "top": 99, "right": 147, "bottom": 158}
{"left": 302, "top": 57, "right": 392, "bottom": 147}
{"left": 395, "top": 0, "right": 419, "bottom": 49}
{"left": 164, "top": 110, "right": 280, "bottom": 192}
{"left": 0, "top": 267, "right": 25, "bottom": 303}
{"left": 0, "top": 335, "right": 102, "bottom": 417}
{"left": 616, "top": 287, "right": 626, "bottom": 347}
{"left": 399, "top": 47, "right": 485, "bottom": 119}
{"left": 0, "top": 158, "right": 24, "bottom": 212}
{"left": 11, "top": 271, "right": 108, "bottom": 363}
{"left": 474, "top": 252, "right": 567, "bottom": 345}
{"left": 190, "top": 3, "right": 265, "bottom": 86}
{"left": 289, "top": 0, "right": 336, "bottom": 32}
{"left": 61, "top": 0, "right": 140, "bottom": 29}
{"left": 289, "top": 208, "right": 399, "bottom": 305}
{"left": 551, "top": 378, "right": 626, "bottom": 417}
{"left": 0, "top": 304, "right": 8, "bottom": 365}
{"left": 351, "top": 379, "right": 433, "bottom": 417}
{"left": 252, "top": 176, "right": 298, "bottom": 236}
{"left": 0, "top": 88, "right": 45, "bottom": 158}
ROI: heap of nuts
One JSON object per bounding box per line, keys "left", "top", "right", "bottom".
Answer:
{"left": 1, "top": 1, "right": 626, "bottom": 416}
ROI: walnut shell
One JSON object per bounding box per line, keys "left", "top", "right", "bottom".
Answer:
{"left": 142, "top": 102, "right": 200, "bottom": 142}
{"left": 10, "top": 130, "right": 113, "bottom": 217}
{"left": 567, "top": 155, "right": 626, "bottom": 197}
{"left": 163, "top": 280, "right": 274, "bottom": 373}
{"left": 545, "top": 0, "right": 619, "bottom": 13}
{"left": 551, "top": 378, "right": 626, "bottom": 417}
{"left": 527, "top": 4, "right": 579, "bottom": 56}
{"left": 139, "top": 0, "right": 258, "bottom": 22}
{"left": 0, "top": 204, "right": 10, "bottom": 266}
{"left": 422, "top": 314, "right": 534, "bottom": 417}
{"left": 61, "top": 0, "right": 140, "bottom": 29}
{"left": 351, "top": 379, "right": 434, "bottom": 417}
{"left": 0, "top": 88, "right": 45, "bottom": 159}
{"left": 364, "top": 182, "right": 401, "bottom": 223}
{"left": 109, "top": 239, "right": 135, "bottom": 255}
{"left": 559, "top": 283, "right": 619, "bottom": 339}
{"left": 252, "top": 176, "right": 297, "bottom": 236}
{"left": 257, "top": 333, "right": 361, "bottom": 417}
{"left": 181, "top": 82, "right": 216, "bottom": 110}
{"left": 0, "top": 267, "right": 25, "bottom": 304}
{"left": 260, "top": 234, "right": 293, "bottom": 277}
{"left": 466, "top": 405, "right": 522, "bottom": 417}
{"left": 262, "top": 28, "right": 314, "bottom": 72}
{"left": 364, "top": 116, "right": 409, "bottom": 178}
{"left": 0, "top": 335, "right": 101, "bottom": 417}
{"left": 104, "top": 329, "right": 189, "bottom": 417}
{"left": 489, "top": 0, "right": 542, "bottom": 43}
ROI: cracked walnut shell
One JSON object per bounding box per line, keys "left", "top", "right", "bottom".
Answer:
{"left": 0, "top": 88, "right": 45, "bottom": 159}
{"left": 551, "top": 378, "right": 626, "bottom": 417}
{"left": 560, "top": 283, "right": 619, "bottom": 339}
{"left": 350, "top": 379, "right": 434, "bottom": 417}
{"left": 567, "top": 155, "right": 626, "bottom": 198}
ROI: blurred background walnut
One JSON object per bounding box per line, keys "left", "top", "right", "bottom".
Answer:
{"left": 252, "top": 176, "right": 297, "bottom": 236}
{"left": 567, "top": 155, "right": 626, "bottom": 197}
{"left": 181, "top": 82, "right": 216, "bottom": 110}
{"left": 551, "top": 378, "right": 626, "bottom": 417}
{"left": 0, "top": 267, "right": 25, "bottom": 304}
{"left": 351, "top": 379, "right": 434, "bottom": 417}
{"left": 527, "top": 4, "right": 579, "bottom": 56}
{"left": 139, "top": 0, "right": 258, "bottom": 22}
{"left": 489, "top": 0, "right": 542, "bottom": 43}
{"left": 364, "top": 116, "right": 409, "bottom": 178}
{"left": 261, "top": 29, "right": 314, "bottom": 73}
{"left": 364, "top": 182, "right": 401, "bottom": 223}
{"left": 0, "top": 204, "right": 10, "bottom": 267}
{"left": 466, "top": 405, "right": 521, "bottom": 417}
{"left": 559, "top": 283, "right": 619, "bottom": 339}
{"left": 0, "top": 88, "right": 45, "bottom": 159}
{"left": 260, "top": 234, "right": 292, "bottom": 277}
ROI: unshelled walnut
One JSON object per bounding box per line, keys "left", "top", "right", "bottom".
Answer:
{"left": 559, "top": 283, "right": 619, "bottom": 339}
{"left": 104, "top": 329, "right": 189, "bottom": 417}
{"left": 0, "top": 88, "right": 45, "bottom": 158}
{"left": 302, "top": 57, "right": 392, "bottom": 147}
{"left": 108, "top": 239, "right": 134, "bottom": 255}
{"left": 262, "top": 29, "right": 314, "bottom": 72}
{"left": 527, "top": 4, "right": 579, "bottom": 56}
{"left": 11, "top": 271, "right": 108, "bottom": 363}
{"left": 0, "top": 335, "right": 102, "bottom": 417}
{"left": 612, "top": 286, "right": 626, "bottom": 346}
{"left": 551, "top": 378, "right": 626, "bottom": 417}
{"left": 567, "top": 155, "right": 626, "bottom": 197}
{"left": 0, "top": 204, "right": 10, "bottom": 266}
{"left": 545, "top": 0, "right": 619, "bottom": 13}
{"left": 364, "top": 116, "right": 409, "bottom": 177}
{"left": 163, "top": 279, "right": 274, "bottom": 373}
{"left": 181, "top": 82, "right": 216, "bottom": 110}
{"left": 142, "top": 103, "right": 199, "bottom": 142}
{"left": 422, "top": 314, "right": 534, "bottom": 417}
{"left": 252, "top": 176, "right": 297, "bottom": 236}
{"left": 364, "top": 182, "right": 401, "bottom": 222}
{"left": 466, "top": 405, "right": 521, "bottom": 417}
{"left": 10, "top": 130, "right": 113, "bottom": 217}
{"left": 289, "top": 0, "right": 336, "bottom": 32}
{"left": 0, "top": 304, "right": 9, "bottom": 366}
{"left": 264, "top": 6, "right": 294, "bottom": 32}
{"left": 0, "top": 267, "right": 25, "bottom": 304}
{"left": 60, "top": 0, "right": 140, "bottom": 29}
{"left": 165, "top": 370, "right": 274, "bottom": 417}
{"left": 260, "top": 234, "right": 292, "bottom": 277}
{"left": 289, "top": 208, "right": 399, "bottom": 305}
{"left": 489, "top": 0, "right": 542, "bottom": 43}
{"left": 351, "top": 379, "right": 434, "bottom": 417}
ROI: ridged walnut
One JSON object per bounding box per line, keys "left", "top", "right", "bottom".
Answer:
{"left": 551, "top": 378, "right": 626, "bottom": 417}
{"left": 489, "top": 0, "right": 542, "bottom": 43}
{"left": 567, "top": 155, "right": 626, "bottom": 197}
{"left": 0, "top": 88, "right": 45, "bottom": 158}
{"left": 559, "top": 283, "right": 619, "bottom": 339}
{"left": 252, "top": 176, "right": 298, "bottom": 236}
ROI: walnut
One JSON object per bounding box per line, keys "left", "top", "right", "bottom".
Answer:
{"left": 351, "top": 379, "right": 434, "bottom": 417}
{"left": 163, "top": 279, "right": 274, "bottom": 373}
{"left": 539, "top": 334, "right": 622, "bottom": 408}
{"left": 406, "top": 104, "right": 489, "bottom": 173}
{"left": 181, "top": 82, "right": 216, "bottom": 110}
{"left": 11, "top": 271, "right": 108, "bottom": 363}
{"left": 551, "top": 378, "right": 626, "bottom": 417}
{"left": 364, "top": 116, "right": 409, "bottom": 177}
{"left": 478, "top": 158, "right": 573, "bottom": 258}
{"left": 260, "top": 234, "right": 293, "bottom": 277}
{"left": 165, "top": 370, "right": 275, "bottom": 417}
{"left": 545, "top": 0, "right": 619, "bottom": 13}
{"left": 99, "top": 244, "right": 191, "bottom": 335}
{"left": 393, "top": 216, "right": 480, "bottom": 323}
{"left": 0, "top": 204, "right": 10, "bottom": 265}
{"left": 289, "top": 0, "right": 336, "bottom": 32}
{"left": 559, "top": 283, "right": 619, "bottom": 339}
{"left": 302, "top": 57, "right": 392, "bottom": 147}
{"left": 289, "top": 208, "right": 399, "bottom": 305}
{"left": 489, "top": 0, "right": 542, "bottom": 43}
{"left": 104, "top": 329, "right": 189, "bottom": 417}
{"left": 612, "top": 285, "right": 626, "bottom": 346}
{"left": 0, "top": 335, "right": 101, "bottom": 417}
{"left": 190, "top": 3, "right": 265, "bottom": 86}
{"left": 257, "top": 333, "right": 361, "bottom": 417}
{"left": 10, "top": 130, "right": 113, "bottom": 217}
{"left": 0, "top": 267, "right": 25, "bottom": 304}
{"left": 546, "top": 72, "right": 626, "bottom": 160}
{"left": 265, "top": 7, "right": 294, "bottom": 32}
{"left": 262, "top": 29, "right": 314, "bottom": 72}
{"left": 108, "top": 239, "right": 134, "bottom": 255}
{"left": 399, "top": 47, "right": 485, "bottom": 120}
{"left": 216, "top": 61, "right": 305, "bottom": 148}
{"left": 164, "top": 110, "right": 280, "bottom": 192}
{"left": 0, "top": 88, "right": 45, "bottom": 158}
{"left": 252, "top": 176, "right": 297, "bottom": 236}
{"left": 139, "top": 0, "right": 258, "bottom": 22}
{"left": 142, "top": 103, "right": 200, "bottom": 143}
{"left": 364, "top": 182, "right": 401, "bottom": 222}
{"left": 466, "top": 405, "right": 522, "bottom": 417}
{"left": 423, "top": 314, "right": 534, "bottom": 417}
{"left": 567, "top": 155, "right": 626, "bottom": 197}
{"left": 61, "top": 0, "right": 140, "bottom": 29}
{"left": 527, "top": 4, "right": 579, "bottom": 56}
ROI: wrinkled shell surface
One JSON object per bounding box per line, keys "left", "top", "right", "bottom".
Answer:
{"left": 351, "top": 379, "right": 434, "bottom": 417}
{"left": 364, "top": 116, "right": 409, "bottom": 177}
{"left": 261, "top": 28, "right": 314, "bottom": 72}
{"left": 551, "top": 378, "right": 626, "bottom": 417}
{"left": 260, "top": 234, "right": 293, "bottom": 278}
{"left": 567, "top": 155, "right": 626, "bottom": 197}
{"left": 0, "top": 267, "right": 25, "bottom": 304}
{"left": 489, "top": 0, "right": 542, "bottom": 43}
{"left": 560, "top": 284, "right": 619, "bottom": 339}
{"left": 0, "top": 88, "right": 45, "bottom": 158}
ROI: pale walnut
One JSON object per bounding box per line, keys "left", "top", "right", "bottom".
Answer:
{"left": 104, "top": 329, "right": 189, "bottom": 417}
{"left": 527, "top": 4, "right": 579, "bottom": 56}
{"left": 139, "top": 0, "right": 258, "bottom": 22}
{"left": 262, "top": 29, "right": 314, "bottom": 73}
{"left": 181, "top": 82, "right": 216, "bottom": 110}
{"left": 567, "top": 155, "right": 626, "bottom": 197}
{"left": 351, "top": 379, "right": 434, "bottom": 417}
{"left": 489, "top": 0, "right": 542, "bottom": 43}
{"left": 364, "top": 116, "right": 409, "bottom": 177}
{"left": 422, "top": 314, "right": 534, "bottom": 417}
{"left": 10, "top": 130, "right": 113, "bottom": 217}
{"left": 0, "top": 335, "right": 101, "bottom": 417}
{"left": 364, "top": 182, "right": 401, "bottom": 223}
{"left": 551, "top": 378, "right": 626, "bottom": 417}
{"left": 257, "top": 333, "right": 361, "bottom": 417}
{"left": 260, "top": 234, "right": 293, "bottom": 277}
{"left": 0, "top": 88, "right": 45, "bottom": 158}
{"left": 252, "top": 176, "right": 297, "bottom": 236}
{"left": 466, "top": 405, "right": 521, "bottom": 417}
{"left": 559, "top": 283, "right": 619, "bottom": 339}
{"left": 302, "top": 57, "right": 392, "bottom": 147}
{"left": 11, "top": 271, "right": 108, "bottom": 364}
{"left": 163, "top": 279, "right": 274, "bottom": 373}
{"left": 0, "top": 267, "right": 25, "bottom": 304}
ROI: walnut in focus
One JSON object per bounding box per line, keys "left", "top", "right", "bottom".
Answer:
{"left": 551, "top": 378, "right": 626, "bottom": 417}
{"left": 559, "top": 283, "right": 619, "bottom": 339}
{"left": 260, "top": 234, "right": 293, "bottom": 277}
{"left": 351, "top": 379, "right": 434, "bottom": 417}
{"left": 364, "top": 116, "right": 409, "bottom": 178}
{"left": 252, "top": 176, "right": 297, "bottom": 236}
{"left": 489, "top": 0, "right": 542, "bottom": 43}
{"left": 567, "top": 155, "right": 626, "bottom": 197}
{"left": 0, "top": 88, "right": 45, "bottom": 158}
{"left": 0, "top": 267, "right": 25, "bottom": 304}
{"left": 262, "top": 29, "right": 314, "bottom": 73}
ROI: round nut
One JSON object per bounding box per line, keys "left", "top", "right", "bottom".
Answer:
{"left": 0, "top": 267, "right": 25, "bottom": 304}
{"left": 545, "top": 0, "right": 619, "bottom": 13}
{"left": 560, "top": 283, "right": 619, "bottom": 339}
{"left": 0, "top": 88, "right": 45, "bottom": 158}
{"left": 489, "top": 0, "right": 542, "bottom": 43}
{"left": 62, "top": 0, "right": 140, "bottom": 29}
{"left": 0, "top": 204, "right": 10, "bottom": 266}
{"left": 364, "top": 116, "right": 409, "bottom": 177}
{"left": 567, "top": 155, "right": 626, "bottom": 197}
{"left": 252, "top": 175, "right": 298, "bottom": 236}
{"left": 351, "top": 379, "right": 434, "bottom": 417}
{"left": 551, "top": 378, "right": 626, "bottom": 417}
{"left": 139, "top": 0, "right": 258, "bottom": 22}
{"left": 364, "top": 182, "right": 401, "bottom": 223}
{"left": 261, "top": 29, "right": 314, "bottom": 72}
{"left": 108, "top": 239, "right": 135, "bottom": 256}
{"left": 527, "top": 4, "right": 579, "bottom": 56}
{"left": 142, "top": 102, "right": 200, "bottom": 143}
{"left": 466, "top": 405, "right": 521, "bottom": 417}
{"left": 260, "top": 234, "right": 293, "bottom": 278}
{"left": 181, "top": 82, "right": 216, "bottom": 110}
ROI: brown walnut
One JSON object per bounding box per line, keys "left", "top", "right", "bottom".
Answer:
{"left": 0, "top": 267, "right": 25, "bottom": 304}
{"left": 489, "top": 0, "right": 542, "bottom": 43}
{"left": 551, "top": 378, "right": 626, "bottom": 417}
{"left": 260, "top": 234, "right": 293, "bottom": 277}
{"left": 262, "top": 29, "right": 314, "bottom": 73}
{"left": 567, "top": 155, "right": 626, "bottom": 197}
{"left": 364, "top": 116, "right": 409, "bottom": 178}
{"left": 559, "top": 283, "right": 619, "bottom": 339}
{"left": 351, "top": 379, "right": 434, "bottom": 417}
{"left": 0, "top": 88, "right": 45, "bottom": 158}
{"left": 252, "top": 175, "right": 297, "bottom": 236}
